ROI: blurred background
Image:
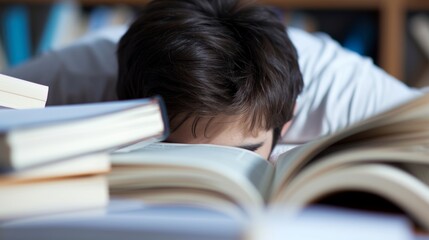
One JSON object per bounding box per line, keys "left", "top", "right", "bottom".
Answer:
{"left": 0, "top": 0, "right": 429, "bottom": 87}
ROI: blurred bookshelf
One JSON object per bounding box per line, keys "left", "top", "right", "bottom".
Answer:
{"left": 1, "top": 0, "right": 429, "bottom": 85}
{"left": 262, "top": 0, "right": 429, "bottom": 85}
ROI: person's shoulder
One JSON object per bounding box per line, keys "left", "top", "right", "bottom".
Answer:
{"left": 287, "top": 27, "right": 338, "bottom": 53}
{"left": 74, "top": 25, "right": 128, "bottom": 45}
{"left": 283, "top": 27, "right": 424, "bottom": 143}
{"left": 3, "top": 26, "right": 129, "bottom": 105}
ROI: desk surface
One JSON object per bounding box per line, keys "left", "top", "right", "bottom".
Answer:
{"left": 1, "top": 200, "right": 243, "bottom": 240}
{"left": 0, "top": 200, "right": 416, "bottom": 240}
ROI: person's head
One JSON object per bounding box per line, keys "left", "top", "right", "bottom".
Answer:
{"left": 117, "top": 0, "right": 303, "bottom": 160}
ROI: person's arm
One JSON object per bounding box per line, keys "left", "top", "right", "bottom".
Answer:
{"left": 3, "top": 26, "right": 127, "bottom": 106}
{"left": 283, "top": 28, "right": 423, "bottom": 143}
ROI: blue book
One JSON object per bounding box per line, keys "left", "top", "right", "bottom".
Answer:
{"left": 2, "top": 5, "right": 31, "bottom": 66}
{"left": 37, "top": 2, "right": 64, "bottom": 54}
{"left": 37, "top": 1, "right": 83, "bottom": 54}
{"left": 87, "top": 6, "right": 112, "bottom": 32}
{"left": 343, "top": 18, "right": 375, "bottom": 56}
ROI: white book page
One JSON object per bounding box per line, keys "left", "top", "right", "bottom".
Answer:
{"left": 0, "top": 74, "right": 48, "bottom": 101}
{"left": 111, "top": 143, "right": 274, "bottom": 204}
{"left": 0, "top": 99, "right": 156, "bottom": 130}
{"left": 0, "top": 90, "right": 46, "bottom": 109}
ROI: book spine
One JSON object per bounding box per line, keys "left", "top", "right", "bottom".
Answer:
{"left": 3, "top": 5, "right": 31, "bottom": 66}
{"left": 87, "top": 6, "right": 112, "bottom": 32}
{"left": 37, "top": 3, "right": 63, "bottom": 54}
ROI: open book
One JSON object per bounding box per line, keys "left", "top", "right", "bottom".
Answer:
{"left": 109, "top": 92, "right": 429, "bottom": 230}
{"left": 0, "top": 73, "right": 48, "bottom": 109}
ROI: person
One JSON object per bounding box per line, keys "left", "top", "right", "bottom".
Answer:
{"left": 3, "top": 0, "right": 424, "bottom": 161}
{"left": 115, "top": 0, "right": 303, "bottom": 159}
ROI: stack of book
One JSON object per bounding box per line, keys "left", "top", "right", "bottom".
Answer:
{"left": 0, "top": 90, "right": 169, "bottom": 220}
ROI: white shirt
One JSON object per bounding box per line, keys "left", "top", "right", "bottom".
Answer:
{"left": 284, "top": 28, "right": 422, "bottom": 143}
{"left": 3, "top": 26, "right": 424, "bottom": 144}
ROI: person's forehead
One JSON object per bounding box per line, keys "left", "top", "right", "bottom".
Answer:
{"left": 167, "top": 114, "right": 275, "bottom": 160}
{"left": 168, "top": 114, "right": 271, "bottom": 143}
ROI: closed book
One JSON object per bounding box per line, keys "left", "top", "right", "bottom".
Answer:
{"left": 0, "top": 153, "right": 110, "bottom": 184}
{"left": 0, "top": 97, "right": 169, "bottom": 170}
{"left": 0, "top": 174, "right": 108, "bottom": 220}
{"left": 0, "top": 153, "right": 110, "bottom": 220}
{"left": 0, "top": 74, "right": 48, "bottom": 109}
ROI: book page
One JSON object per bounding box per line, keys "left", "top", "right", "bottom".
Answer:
{"left": 269, "top": 144, "right": 429, "bottom": 230}
{"left": 273, "top": 145, "right": 429, "bottom": 200}
{"left": 0, "top": 74, "right": 48, "bottom": 102}
{"left": 0, "top": 175, "right": 107, "bottom": 220}
{"left": 109, "top": 143, "right": 274, "bottom": 213}
{"left": 0, "top": 90, "right": 46, "bottom": 109}
{"left": 0, "top": 153, "right": 110, "bottom": 184}
{"left": 271, "top": 93, "right": 429, "bottom": 198}
{"left": 271, "top": 164, "right": 429, "bottom": 231}
{"left": 0, "top": 99, "right": 158, "bottom": 130}
{"left": 0, "top": 74, "right": 48, "bottom": 109}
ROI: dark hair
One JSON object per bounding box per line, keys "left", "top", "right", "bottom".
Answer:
{"left": 117, "top": 0, "right": 303, "bottom": 143}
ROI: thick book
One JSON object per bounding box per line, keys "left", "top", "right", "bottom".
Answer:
{"left": 0, "top": 97, "right": 169, "bottom": 170}
{"left": 109, "top": 93, "right": 429, "bottom": 230}
{"left": 0, "top": 153, "right": 110, "bottom": 220}
{"left": 0, "top": 74, "right": 48, "bottom": 109}
{"left": 0, "top": 153, "right": 110, "bottom": 184}
{"left": 0, "top": 174, "right": 108, "bottom": 220}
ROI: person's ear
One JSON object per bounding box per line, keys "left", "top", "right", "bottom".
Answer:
{"left": 281, "top": 120, "right": 292, "bottom": 137}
